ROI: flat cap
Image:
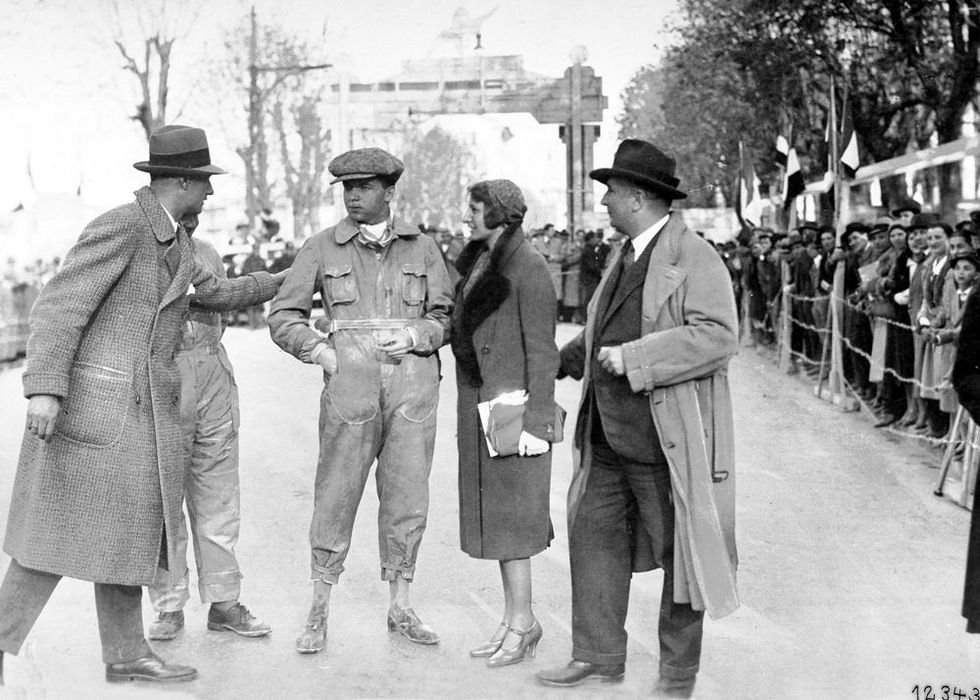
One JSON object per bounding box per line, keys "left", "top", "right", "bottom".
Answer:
{"left": 329, "top": 147, "right": 404, "bottom": 184}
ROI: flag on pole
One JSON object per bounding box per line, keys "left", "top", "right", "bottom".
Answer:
{"left": 775, "top": 134, "right": 789, "bottom": 168}
{"left": 783, "top": 148, "right": 804, "bottom": 208}
{"left": 736, "top": 141, "right": 762, "bottom": 227}
{"left": 839, "top": 100, "right": 859, "bottom": 178}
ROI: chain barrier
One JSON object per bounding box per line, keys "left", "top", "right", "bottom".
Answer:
{"left": 774, "top": 286, "right": 980, "bottom": 455}
{"left": 783, "top": 289, "right": 941, "bottom": 392}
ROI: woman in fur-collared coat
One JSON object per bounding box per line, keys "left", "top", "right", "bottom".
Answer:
{"left": 451, "top": 179, "right": 559, "bottom": 667}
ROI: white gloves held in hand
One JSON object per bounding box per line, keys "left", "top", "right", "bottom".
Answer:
{"left": 518, "top": 430, "right": 550, "bottom": 456}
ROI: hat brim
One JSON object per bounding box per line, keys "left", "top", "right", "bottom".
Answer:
{"left": 589, "top": 167, "right": 687, "bottom": 200}
{"left": 890, "top": 205, "right": 921, "bottom": 217}
{"left": 133, "top": 162, "right": 227, "bottom": 177}
{"left": 329, "top": 172, "right": 401, "bottom": 185}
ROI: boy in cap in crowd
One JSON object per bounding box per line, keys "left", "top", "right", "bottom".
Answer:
{"left": 268, "top": 147, "right": 453, "bottom": 655}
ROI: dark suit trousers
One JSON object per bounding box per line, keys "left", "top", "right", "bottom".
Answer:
{"left": 569, "top": 443, "right": 703, "bottom": 679}
{"left": 958, "top": 375, "right": 980, "bottom": 625}
{"left": 0, "top": 559, "right": 150, "bottom": 663}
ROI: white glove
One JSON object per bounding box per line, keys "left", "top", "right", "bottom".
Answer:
{"left": 310, "top": 343, "right": 338, "bottom": 374}
{"left": 518, "top": 431, "right": 550, "bottom": 456}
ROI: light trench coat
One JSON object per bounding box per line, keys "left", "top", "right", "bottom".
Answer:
{"left": 565, "top": 213, "right": 740, "bottom": 619}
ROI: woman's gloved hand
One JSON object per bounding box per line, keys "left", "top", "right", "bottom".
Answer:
{"left": 518, "top": 431, "right": 550, "bottom": 457}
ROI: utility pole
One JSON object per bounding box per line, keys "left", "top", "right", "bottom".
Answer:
{"left": 244, "top": 5, "right": 331, "bottom": 232}
{"left": 558, "top": 46, "right": 601, "bottom": 233}
{"left": 246, "top": 5, "right": 260, "bottom": 232}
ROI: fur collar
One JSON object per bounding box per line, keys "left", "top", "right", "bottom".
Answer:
{"left": 450, "top": 226, "right": 522, "bottom": 387}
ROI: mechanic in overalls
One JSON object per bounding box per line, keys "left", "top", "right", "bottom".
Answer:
{"left": 147, "top": 213, "right": 272, "bottom": 642}
{"left": 268, "top": 147, "right": 453, "bottom": 655}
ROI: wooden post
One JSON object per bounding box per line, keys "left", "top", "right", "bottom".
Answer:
{"left": 825, "top": 75, "right": 857, "bottom": 409}
{"left": 568, "top": 62, "right": 584, "bottom": 232}
{"left": 777, "top": 259, "right": 792, "bottom": 371}
{"left": 935, "top": 406, "right": 965, "bottom": 497}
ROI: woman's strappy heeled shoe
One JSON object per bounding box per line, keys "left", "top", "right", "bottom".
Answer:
{"left": 486, "top": 619, "right": 542, "bottom": 668}
{"left": 469, "top": 621, "right": 509, "bottom": 658}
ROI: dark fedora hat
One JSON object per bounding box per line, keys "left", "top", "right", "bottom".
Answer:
{"left": 889, "top": 197, "right": 921, "bottom": 217}
{"left": 590, "top": 139, "right": 687, "bottom": 200}
{"left": 133, "top": 124, "right": 227, "bottom": 178}
{"left": 909, "top": 212, "right": 941, "bottom": 230}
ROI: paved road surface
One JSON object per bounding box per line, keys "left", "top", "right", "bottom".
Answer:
{"left": 0, "top": 325, "right": 977, "bottom": 699}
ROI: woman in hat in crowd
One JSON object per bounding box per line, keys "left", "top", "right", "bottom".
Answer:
{"left": 916, "top": 221, "right": 953, "bottom": 438}
{"left": 876, "top": 222, "right": 913, "bottom": 426}
{"left": 451, "top": 179, "right": 560, "bottom": 668}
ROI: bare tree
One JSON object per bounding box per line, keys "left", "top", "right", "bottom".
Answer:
{"left": 108, "top": 0, "right": 203, "bottom": 140}
{"left": 272, "top": 91, "right": 331, "bottom": 238}
{"left": 217, "top": 11, "right": 332, "bottom": 233}
{"left": 220, "top": 12, "right": 333, "bottom": 234}
{"left": 397, "top": 125, "right": 476, "bottom": 230}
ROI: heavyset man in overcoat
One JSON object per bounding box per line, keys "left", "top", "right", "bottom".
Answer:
{"left": 0, "top": 125, "right": 281, "bottom": 685}
{"left": 537, "top": 139, "right": 739, "bottom": 698}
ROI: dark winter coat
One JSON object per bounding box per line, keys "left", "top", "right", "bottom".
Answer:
{"left": 451, "top": 227, "right": 560, "bottom": 560}
{"left": 4, "top": 186, "right": 277, "bottom": 586}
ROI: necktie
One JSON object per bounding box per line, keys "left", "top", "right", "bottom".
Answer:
{"left": 622, "top": 240, "right": 635, "bottom": 268}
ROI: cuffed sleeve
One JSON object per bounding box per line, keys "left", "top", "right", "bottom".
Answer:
{"left": 519, "top": 254, "right": 560, "bottom": 441}
{"left": 406, "top": 237, "right": 453, "bottom": 355}
{"left": 268, "top": 238, "right": 326, "bottom": 362}
{"left": 189, "top": 265, "right": 278, "bottom": 311}
{"left": 558, "top": 329, "right": 587, "bottom": 380}
{"left": 622, "top": 237, "right": 738, "bottom": 393}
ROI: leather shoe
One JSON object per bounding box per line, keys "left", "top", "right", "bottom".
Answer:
{"left": 105, "top": 652, "right": 197, "bottom": 683}
{"left": 536, "top": 659, "right": 625, "bottom": 687}
{"left": 655, "top": 674, "right": 696, "bottom": 698}
{"left": 873, "top": 414, "right": 899, "bottom": 428}
{"left": 387, "top": 606, "right": 439, "bottom": 645}
{"left": 207, "top": 602, "right": 271, "bottom": 637}
{"left": 148, "top": 610, "right": 184, "bottom": 641}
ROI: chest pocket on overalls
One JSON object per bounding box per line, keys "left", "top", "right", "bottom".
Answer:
{"left": 323, "top": 265, "right": 357, "bottom": 306}
{"left": 400, "top": 264, "right": 427, "bottom": 305}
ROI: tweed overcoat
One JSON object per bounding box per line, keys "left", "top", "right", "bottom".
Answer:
{"left": 452, "top": 230, "right": 560, "bottom": 560}
{"left": 562, "top": 213, "right": 740, "bottom": 619}
{"left": 3, "top": 186, "right": 277, "bottom": 586}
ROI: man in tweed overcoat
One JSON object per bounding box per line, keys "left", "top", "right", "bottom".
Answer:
{"left": 0, "top": 125, "right": 281, "bottom": 685}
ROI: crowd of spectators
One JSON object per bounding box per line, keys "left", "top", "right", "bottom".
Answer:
{"left": 424, "top": 223, "right": 623, "bottom": 324}
{"left": 735, "top": 201, "right": 980, "bottom": 465}
{"left": 9, "top": 204, "right": 979, "bottom": 464}
{"left": 221, "top": 241, "right": 297, "bottom": 328}
{"left": 0, "top": 256, "right": 61, "bottom": 362}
